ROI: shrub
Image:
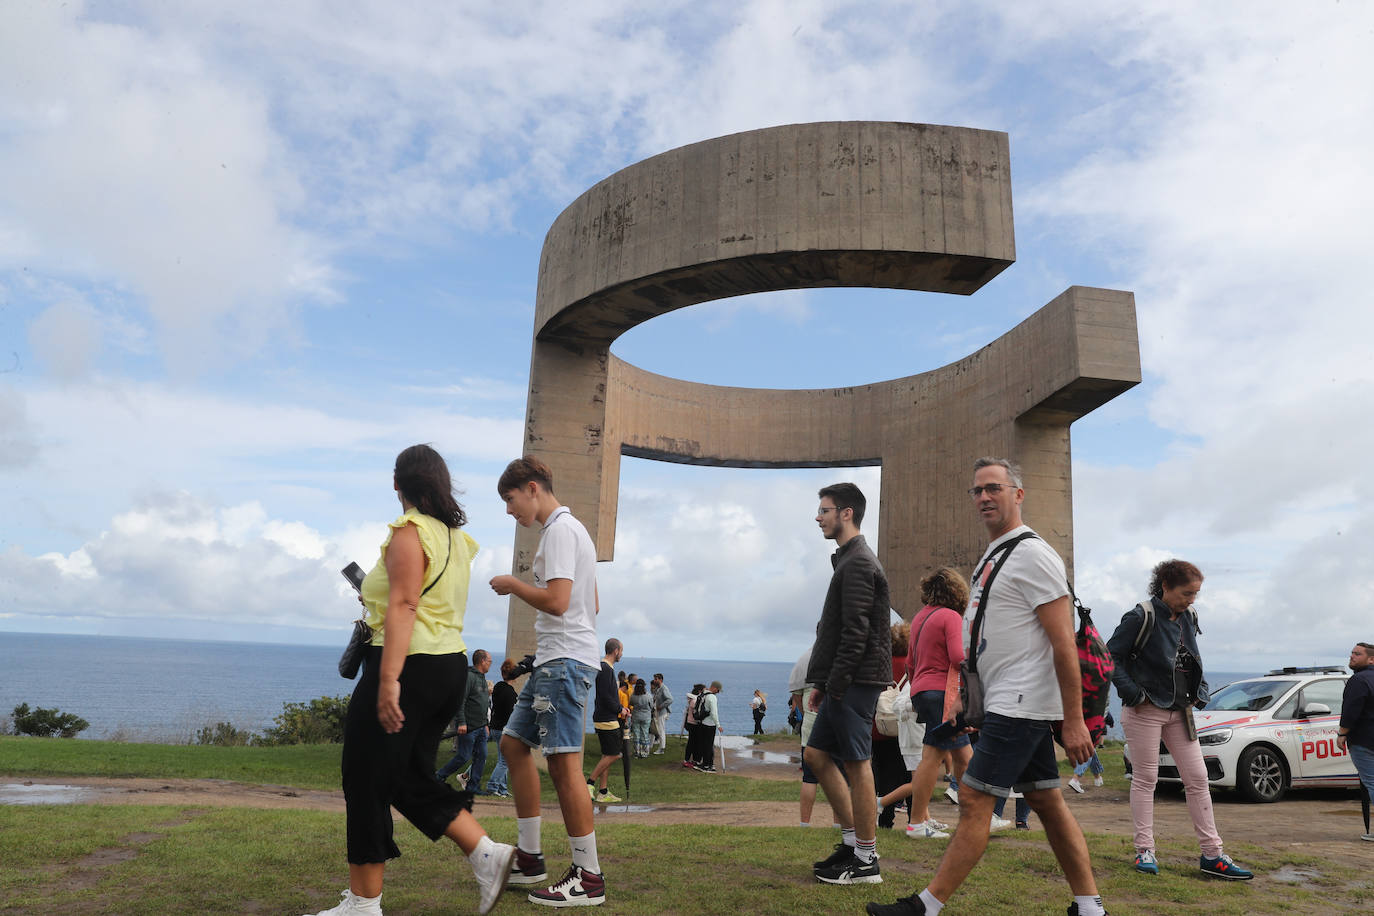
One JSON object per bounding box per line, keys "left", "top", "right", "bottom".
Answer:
{"left": 11, "top": 703, "right": 90, "bottom": 738}
{"left": 260, "top": 695, "right": 351, "bottom": 745}
{"left": 195, "top": 722, "right": 258, "bottom": 746}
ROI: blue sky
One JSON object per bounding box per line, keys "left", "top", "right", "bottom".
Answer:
{"left": 2, "top": 1, "right": 1371, "bottom": 668}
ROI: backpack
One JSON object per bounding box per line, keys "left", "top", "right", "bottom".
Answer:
{"left": 693, "top": 692, "right": 712, "bottom": 722}
{"left": 1129, "top": 600, "right": 1200, "bottom": 660}
{"left": 1053, "top": 586, "right": 1114, "bottom": 747}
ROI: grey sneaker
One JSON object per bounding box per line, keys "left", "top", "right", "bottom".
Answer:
{"left": 470, "top": 839, "right": 516, "bottom": 915}
{"left": 301, "top": 889, "right": 382, "bottom": 915}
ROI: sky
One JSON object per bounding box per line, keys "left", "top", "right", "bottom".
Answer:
{"left": 2, "top": 1, "right": 1371, "bottom": 670}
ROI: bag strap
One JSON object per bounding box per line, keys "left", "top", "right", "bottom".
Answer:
{"left": 1066, "top": 581, "right": 1094, "bottom": 638}
{"left": 420, "top": 533, "right": 453, "bottom": 597}
{"left": 1128, "top": 600, "right": 1155, "bottom": 661}
{"left": 966, "top": 531, "right": 1039, "bottom": 672}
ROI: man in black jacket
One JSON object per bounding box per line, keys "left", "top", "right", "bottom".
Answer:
{"left": 436, "top": 649, "right": 492, "bottom": 787}
{"left": 1337, "top": 641, "right": 1374, "bottom": 841}
{"left": 805, "top": 482, "right": 892, "bottom": 886}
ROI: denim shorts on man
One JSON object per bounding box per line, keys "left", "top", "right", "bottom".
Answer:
{"left": 806, "top": 684, "right": 882, "bottom": 762}
{"left": 503, "top": 657, "right": 597, "bottom": 755}
{"left": 915, "top": 689, "right": 972, "bottom": 750}
{"left": 961, "top": 711, "right": 1061, "bottom": 798}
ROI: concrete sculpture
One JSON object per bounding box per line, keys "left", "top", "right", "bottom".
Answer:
{"left": 504, "top": 122, "right": 1140, "bottom": 656}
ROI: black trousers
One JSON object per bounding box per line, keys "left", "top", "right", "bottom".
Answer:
{"left": 342, "top": 647, "right": 474, "bottom": 864}
{"left": 686, "top": 722, "right": 715, "bottom": 766}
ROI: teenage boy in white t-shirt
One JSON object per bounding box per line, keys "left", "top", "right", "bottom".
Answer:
{"left": 490, "top": 455, "right": 606, "bottom": 908}
{"left": 867, "top": 457, "right": 1106, "bottom": 916}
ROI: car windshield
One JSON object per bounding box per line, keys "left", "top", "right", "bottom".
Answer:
{"left": 1205, "top": 679, "right": 1297, "bottom": 712}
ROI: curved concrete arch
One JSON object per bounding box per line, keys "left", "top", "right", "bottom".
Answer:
{"left": 505, "top": 122, "right": 1139, "bottom": 657}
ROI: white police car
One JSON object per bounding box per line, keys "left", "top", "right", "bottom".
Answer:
{"left": 1143, "top": 667, "right": 1359, "bottom": 802}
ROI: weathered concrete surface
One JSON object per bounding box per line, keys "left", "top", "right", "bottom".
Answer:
{"left": 505, "top": 122, "right": 1139, "bottom": 656}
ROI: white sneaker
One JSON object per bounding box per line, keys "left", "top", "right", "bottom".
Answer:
{"left": 301, "top": 889, "right": 382, "bottom": 916}
{"left": 1067, "top": 777, "right": 1085, "bottom": 794}
{"left": 1093, "top": 775, "right": 1104, "bottom": 787}
{"left": 470, "top": 837, "right": 516, "bottom": 916}
{"left": 904, "top": 819, "right": 950, "bottom": 839}
{"left": 989, "top": 815, "right": 1014, "bottom": 832}
{"left": 944, "top": 784, "right": 959, "bottom": 805}
{"left": 926, "top": 817, "right": 950, "bottom": 831}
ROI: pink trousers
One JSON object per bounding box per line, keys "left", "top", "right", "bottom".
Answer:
{"left": 1122, "top": 702, "right": 1223, "bottom": 857}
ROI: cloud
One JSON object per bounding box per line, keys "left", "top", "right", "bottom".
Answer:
{"left": 0, "top": 385, "right": 39, "bottom": 470}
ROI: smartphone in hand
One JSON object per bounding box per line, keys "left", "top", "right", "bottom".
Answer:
{"left": 341, "top": 562, "right": 366, "bottom": 593}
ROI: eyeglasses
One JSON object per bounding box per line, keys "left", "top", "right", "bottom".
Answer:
{"left": 967, "top": 483, "right": 1016, "bottom": 497}
{"left": 817, "top": 506, "right": 846, "bottom": 515}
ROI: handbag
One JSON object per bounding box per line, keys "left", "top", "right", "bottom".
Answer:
{"left": 959, "top": 532, "right": 1038, "bottom": 729}
{"left": 874, "top": 673, "right": 910, "bottom": 737}
{"left": 338, "top": 531, "right": 453, "bottom": 679}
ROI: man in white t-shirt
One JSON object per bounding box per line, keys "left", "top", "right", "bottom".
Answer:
{"left": 867, "top": 457, "right": 1107, "bottom": 916}
{"left": 490, "top": 455, "right": 606, "bottom": 908}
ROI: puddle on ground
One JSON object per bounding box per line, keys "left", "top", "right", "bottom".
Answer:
{"left": 590, "top": 804, "right": 655, "bottom": 814}
{"left": 0, "top": 783, "right": 98, "bottom": 805}
{"left": 717, "top": 735, "right": 800, "bottom": 766}
{"left": 1271, "top": 865, "right": 1322, "bottom": 886}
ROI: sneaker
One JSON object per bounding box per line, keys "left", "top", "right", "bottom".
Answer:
{"left": 904, "top": 820, "right": 949, "bottom": 839}
{"left": 508, "top": 847, "right": 548, "bottom": 886}
{"left": 1133, "top": 849, "right": 1158, "bottom": 875}
{"left": 1016, "top": 821, "right": 1031, "bottom": 830}
{"left": 816, "top": 852, "right": 882, "bottom": 885}
{"left": 528, "top": 864, "right": 606, "bottom": 907}
{"left": 470, "top": 839, "right": 516, "bottom": 916}
{"left": 926, "top": 817, "right": 950, "bottom": 831}
{"left": 813, "top": 843, "right": 854, "bottom": 870}
{"left": 595, "top": 789, "right": 622, "bottom": 803}
{"left": 1362, "top": 833, "right": 1374, "bottom": 842}
{"left": 300, "top": 889, "right": 382, "bottom": 915}
{"left": 682, "top": 760, "right": 694, "bottom": 768}
{"left": 586, "top": 781, "right": 597, "bottom": 800}
{"left": 1199, "top": 854, "right": 1253, "bottom": 880}
{"left": 944, "top": 784, "right": 959, "bottom": 805}
{"left": 698, "top": 764, "right": 717, "bottom": 773}
{"left": 1067, "top": 776, "right": 1085, "bottom": 794}
{"left": 866, "top": 894, "right": 925, "bottom": 915}
{"left": 1093, "top": 775, "right": 1104, "bottom": 787}
{"left": 1066, "top": 904, "right": 1111, "bottom": 915}
{"left": 989, "top": 815, "right": 1013, "bottom": 832}
{"left": 488, "top": 788, "right": 511, "bottom": 799}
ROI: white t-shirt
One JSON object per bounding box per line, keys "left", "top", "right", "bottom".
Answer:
{"left": 532, "top": 506, "right": 601, "bottom": 669}
{"left": 964, "top": 525, "right": 1069, "bottom": 720}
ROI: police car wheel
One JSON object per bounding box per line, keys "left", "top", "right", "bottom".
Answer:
{"left": 1236, "top": 744, "right": 1288, "bottom": 803}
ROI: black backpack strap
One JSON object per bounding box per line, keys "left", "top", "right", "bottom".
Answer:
{"left": 966, "top": 531, "right": 1039, "bottom": 673}
{"left": 420, "top": 534, "right": 453, "bottom": 597}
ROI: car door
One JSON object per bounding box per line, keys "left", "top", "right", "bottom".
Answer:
{"left": 1291, "top": 677, "right": 1349, "bottom": 780}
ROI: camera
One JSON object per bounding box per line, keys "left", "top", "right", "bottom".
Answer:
{"left": 513, "top": 653, "right": 537, "bottom": 677}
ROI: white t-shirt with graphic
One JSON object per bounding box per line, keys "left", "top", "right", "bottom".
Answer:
{"left": 532, "top": 506, "right": 601, "bottom": 669}
{"left": 964, "top": 525, "right": 1069, "bottom": 721}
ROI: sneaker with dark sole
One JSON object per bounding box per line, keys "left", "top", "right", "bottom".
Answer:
{"left": 813, "top": 843, "right": 853, "bottom": 870}
{"left": 1066, "top": 904, "right": 1111, "bottom": 915}
{"left": 508, "top": 847, "right": 548, "bottom": 886}
{"left": 528, "top": 864, "right": 606, "bottom": 907}
{"left": 1199, "top": 854, "right": 1253, "bottom": 880}
{"left": 816, "top": 854, "right": 881, "bottom": 885}
{"left": 866, "top": 893, "right": 925, "bottom": 915}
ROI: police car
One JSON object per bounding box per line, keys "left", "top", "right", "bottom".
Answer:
{"left": 1139, "top": 666, "right": 1359, "bottom": 803}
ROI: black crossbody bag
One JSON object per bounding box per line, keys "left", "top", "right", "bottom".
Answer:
{"left": 958, "top": 531, "right": 1039, "bottom": 728}
{"left": 339, "top": 536, "right": 452, "bottom": 679}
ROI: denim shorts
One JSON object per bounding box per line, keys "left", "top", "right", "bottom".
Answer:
{"left": 914, "top": 690, "right": 971, "bottom": 750}
{"left": 961, "top": 711, "right": 1060, "bottom": 798}
{"left": 806, "top": 684, "right": 882, "bottom": 762}
{"left": 502, "top": 657, "right": 597, "bottom": 755}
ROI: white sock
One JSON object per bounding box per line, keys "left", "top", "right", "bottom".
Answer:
{"left": 919, "top": 889, "right": 944, "bottom": 914}
{"left": 854, "top": 838, "right": 876, "bottom": 864}
{"left": 841, "top": 826, "right": 857, "bottom": 848}
{"left": 1074, "top": 895, "right": 1106, "bottom": 916}
{"left": 569, "top": 831, "right": 601, "bottom": 875}
{"left": 517, "top": 815, "right": 541, "bottom": 855}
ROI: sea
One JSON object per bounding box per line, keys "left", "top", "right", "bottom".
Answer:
{"left": 0, "top": 633, "right": 797, "bottom": 742}
{"left": 0, "top": 632, "right": 1262, "bottom": 744}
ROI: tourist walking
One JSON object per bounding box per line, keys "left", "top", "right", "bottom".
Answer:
{"left": 805, "top": 482, "right": 893, "bottom": 886}
{"left": 875, "top": 622, "right": 913, "bottom": 830}
{"left": 630, "top": 679, "right": 653, "bottom": 758}
{"left": 304, "top": 445, "right": 513, "bottom": 916}
{"left": 489, "top": 455, "right": 608, "bottom": 907}
{"left": 587, "top": 638, "right": 626, "bottom": 802}
{"left": 751, "top": 689, "right": 768, "bottom": 734}
{"left": 868, "top": 456, "right": 1107, "bottom": 916}
{"left": 436, "top": 649, "right": 491, "bottom": 788}
{"left": 480, "top": 657, "right": 521, "bottom": 797}
{"left": 1337, "top": 641, "right": 1374, "bottom": 841}
{"left": 1106, "top": 559, "right": 1254, "bottom": 881}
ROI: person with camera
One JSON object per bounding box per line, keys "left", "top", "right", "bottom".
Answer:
{"left": 304, "top": 445, "right": 513, "bottom": 916}
{"left": 1106, "top": 559, "right": 1254, "bottom": 881}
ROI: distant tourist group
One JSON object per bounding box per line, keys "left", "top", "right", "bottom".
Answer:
{"left": 302, "top": 445, "right": 1374, "bottom": 916}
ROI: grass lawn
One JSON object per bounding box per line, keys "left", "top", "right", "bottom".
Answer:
{"left": 1, "top": 737, "right": 1366, "bottom": 914}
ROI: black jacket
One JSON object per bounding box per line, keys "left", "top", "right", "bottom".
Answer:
{"left": 806, "top": 535, "right": 893, "bottom": 700}
{"left": 1106, "top": 597, "right": 1210, "bottom": 709}
{"left": 1340, "top": 666, "right": 1374, "bottom": 749}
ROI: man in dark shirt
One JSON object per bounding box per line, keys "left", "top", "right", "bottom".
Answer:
{"left": 436, "top": 649, "right": 492, "bottom": 787}
{"left": 1337, "top": 641, "right": 1374, "bottom": 841}
{"left": 587, "top": 638, "right": 625, "bottom": 803}
{"left": 479, "top": 657, "right": 522, "bottom": 797}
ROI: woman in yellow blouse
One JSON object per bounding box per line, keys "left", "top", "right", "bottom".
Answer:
{"left": 306, "top": 445, "right": 513, "bottom": 916}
